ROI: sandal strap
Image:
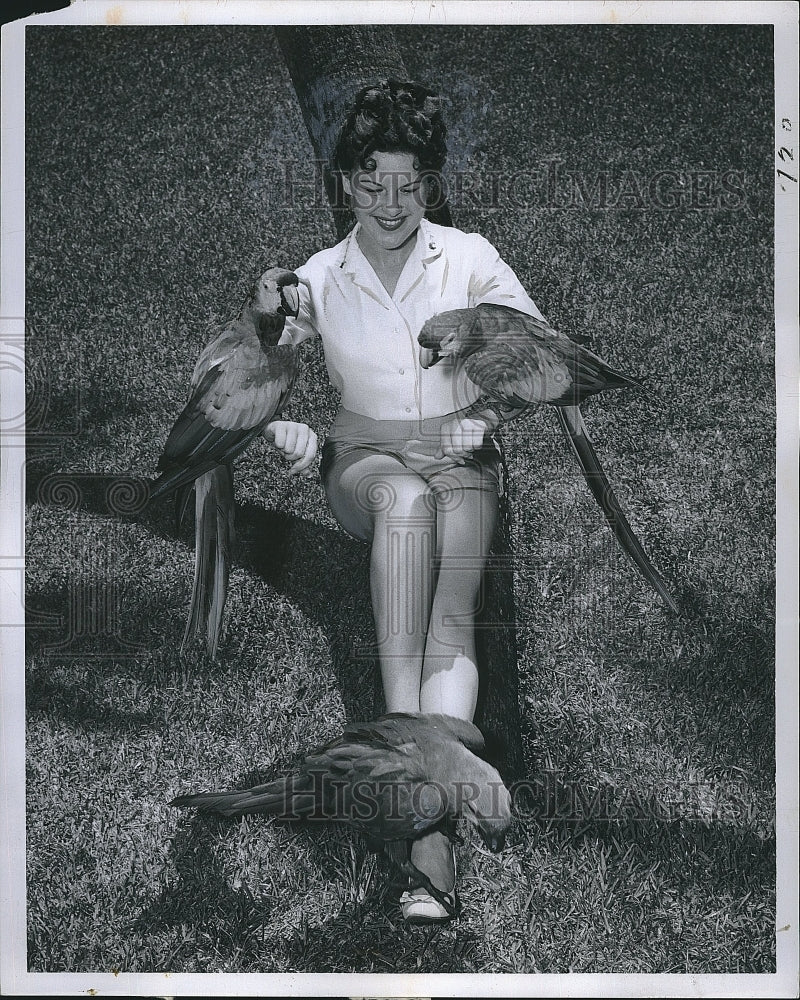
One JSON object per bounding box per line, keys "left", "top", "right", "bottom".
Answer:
{"left": 400, "top": 887, "right": 460, "bottom": 921}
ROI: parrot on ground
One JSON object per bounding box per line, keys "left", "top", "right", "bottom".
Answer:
{"left": 418, "top": 303, "right": 679, "bottom": 614}
{"left": 170, "top": 712, "right": 512, "bottom": 918}
{"left": 149, "top": 267, "right": 301, "bottom": 657}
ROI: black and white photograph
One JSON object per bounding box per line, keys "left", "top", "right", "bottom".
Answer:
{"left": 1, "top": 0, "right": 797, "bottom": 995}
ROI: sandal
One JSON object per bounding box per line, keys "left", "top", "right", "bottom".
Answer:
{"left": 399, "top": 841, "right": 460, "bottom": 924}
{"left": 399, "top": 886, "right": 459, "bottom": 924}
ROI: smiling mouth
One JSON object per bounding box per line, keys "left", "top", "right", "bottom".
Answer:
{"left": 373, "top": 216, "right": 406, "bottom": 231}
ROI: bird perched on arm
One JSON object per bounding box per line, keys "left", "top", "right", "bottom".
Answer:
{"left": 170, "top": 712, "right": 512, "bottom": 918}
{"left": 418, "top": 303, "right": 679, "bottom": 614}
{"left": 150, "top": 267, "right": 301, "bottom": 657}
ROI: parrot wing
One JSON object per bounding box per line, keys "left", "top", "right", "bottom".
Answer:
{"left": 191, "top": 328, "right": 295, "bottom": 431}
{"left": 461, "top": 307, "right": 640, "bottom": 408}
{"left": 463, "top": 335, "right": 575, "bottom": 407}
{"left": 426, "top": 714, "right": 487, "bottom": 754}
{"left": 312, "top": 744, "right": 438, "bottom": 841}
{"left": 375, "top": 712, "right": 487, "bottom": 756}
{"left": 172, "top": 730, "right": 432, "bottom": 840}
{"left": 307, "top": 720, "right": 428, "bottom": 783}
{"left": 151, "top": 340, "right": 296, "bottom": 499}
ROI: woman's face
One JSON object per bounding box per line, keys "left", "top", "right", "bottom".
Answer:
{"left": 343, "top": 150, "right": 430, "bottom": 255}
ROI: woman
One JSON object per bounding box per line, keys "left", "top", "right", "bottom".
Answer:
{"left": 267, "top": 79, "right": 544, "bottom": 922}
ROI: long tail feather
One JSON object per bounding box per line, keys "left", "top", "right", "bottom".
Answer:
{"left": 206, "top": 464, "right": 234, "bottom": 658}
{"left": 174, "top": 482, "right": 194, "bottom": 535}
{"left": 171, "top": 773, "right": 315, "bottom": 818}
{"left": 181, "top": 472, "right": 215, "bottom": 654}
{"left": 180, "top": 465, "right": 235, "bottom": 657}
{"left": 170, "top": 785, "right": 286, "bottom": 817}
{"left": 556, "top": 405, "right": 679, "bottom": 614}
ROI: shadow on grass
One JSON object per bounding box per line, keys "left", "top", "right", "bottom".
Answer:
{"left": 141, "top": 799, "right": 485, "bottom": 973}
{"left": 139, "top": 780, "right": 775, "bottom": 973}
{"left": 25, "top": 466, "right": 775, "bottom": 784}
{"left": 610, "top": 587, "right": 775, "bottom": 781}
{"left": 25, "top": 468, "right": 380, "bottom": 723}
{"left": 134, "top": 813, "right": 260, "bottom": 970}
{"left": 233, "top": 500, "right": 380, "bottom": 722}
{"left": 25, "top": 463, "right": 525, "bottom": 778}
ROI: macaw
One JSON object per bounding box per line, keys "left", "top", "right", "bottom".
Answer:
{"left": 171, "top": 712, "right": 512, "bottom": 918}
{"left": 418, "top": 303, "right": 679, "bottom": 614}
{"left": 150, "top": 267, "right": 300, "bottom": 656}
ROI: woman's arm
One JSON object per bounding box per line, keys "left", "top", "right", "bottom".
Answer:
{"left": 436, "top": 412, "right": 494, "bottom": 461}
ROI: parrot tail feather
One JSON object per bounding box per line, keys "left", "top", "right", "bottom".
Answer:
{"left": 174, "top": 482, "right": 194, "bottom": 535}
{"left": 206, "top": 463, "right": 234, "bottom": 658}
{"left": 170, "top": 790, "right": 258, "bottom": 817}
{"left": 181, "top": 464, "right": 235, "bottom": 658}
{"left": 170, "top": 773, "right": 316, "bottom": 819}
{"left": 556, "top": 405, "right": 679, "bottom": 614}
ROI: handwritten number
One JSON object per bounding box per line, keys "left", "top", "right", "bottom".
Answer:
{"left": 776, "top": 124, "right": 796, "bottom": 189}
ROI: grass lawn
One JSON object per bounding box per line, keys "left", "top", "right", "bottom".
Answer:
{"left": 22, "top": 23, "right": 775, "bottom": 975}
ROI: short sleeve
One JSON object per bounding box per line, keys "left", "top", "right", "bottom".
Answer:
{"left": 466, "top": 234, "right": 546, "bottom": 321}
{"left": 279, "top": 263, "right": 318, "bottom": 347}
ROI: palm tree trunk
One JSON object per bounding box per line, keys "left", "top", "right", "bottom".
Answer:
{"left": 276, "top": 25, "right": 523, "bottom": 781}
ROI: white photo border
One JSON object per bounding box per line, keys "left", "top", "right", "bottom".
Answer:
{"left": 2, "top": 2, "right": 797, "bottom": 996}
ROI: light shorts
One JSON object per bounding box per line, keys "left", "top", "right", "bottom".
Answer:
{"left": 321, "top": 407, "right": 503, "bottom": 539}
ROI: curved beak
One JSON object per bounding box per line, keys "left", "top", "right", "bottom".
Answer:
{"left": 419, "top": 345, "right": 441, "bottom": 369}
{"left": 280, "top": 283, "right": 300, "bottom": 318}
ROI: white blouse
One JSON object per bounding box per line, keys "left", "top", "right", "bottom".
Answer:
{"left": 282, "top": 218, "right": 544, "bottom": 421}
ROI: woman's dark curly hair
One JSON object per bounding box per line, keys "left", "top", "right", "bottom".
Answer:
{"left": 332, "top": 78, "right": 448, "bottom": 175}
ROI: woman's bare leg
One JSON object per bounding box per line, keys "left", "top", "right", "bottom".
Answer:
{"left": 326, "top": 452, "right": 436, "bottom": 712}
{"left": 327, "top": 454, "right": 499, "bottom": 900}
{"left": 411, "top": 485, "right": 499, "bottom": 893}
{"left": 421, "top": 485, "right": 499, "bottom": 717}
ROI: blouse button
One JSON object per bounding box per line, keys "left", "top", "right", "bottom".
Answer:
{"left": 405, "top": 406, "right": 412, "bottom": 413}
{"left": 399, "top": 367, "right": 405, "bottom": 375}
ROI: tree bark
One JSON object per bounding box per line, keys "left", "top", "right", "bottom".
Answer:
{"left": 276, "top": 25, "right": 523, "bottom": 781}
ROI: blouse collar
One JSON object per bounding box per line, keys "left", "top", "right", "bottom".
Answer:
{"left": 337, "top": 217, "right": 444, "bottom": 279}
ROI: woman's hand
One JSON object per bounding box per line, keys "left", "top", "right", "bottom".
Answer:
{"left": 437, "top": 414, "right": 497, "bottom": 461}
{"left": 263, "top": 420, "right": 318, "bottom": 477}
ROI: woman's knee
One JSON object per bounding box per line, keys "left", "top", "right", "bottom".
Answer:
{"left": 326, "top": 456, "right": 436, "bottom": 540}
{"left": 370, "top": 476, "right": 437, "bottom": 529}
{"left": 435, "top": 486, "right": 498, "bottom": 561}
